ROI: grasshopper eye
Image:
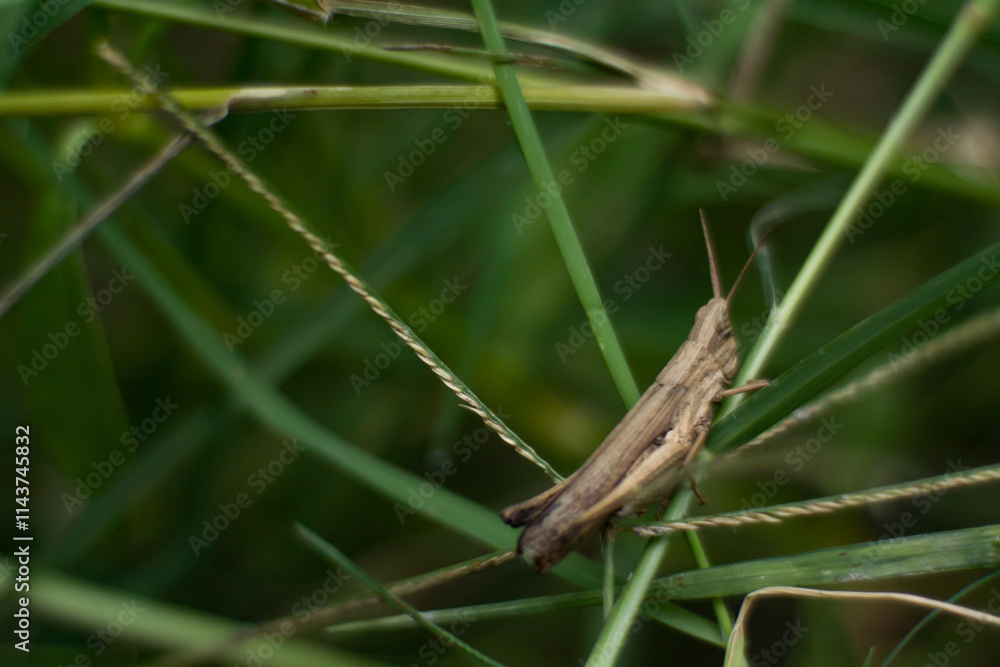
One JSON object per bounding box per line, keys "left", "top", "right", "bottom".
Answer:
{"left": 716, "top": 312, "right": 732, "bottom": 337}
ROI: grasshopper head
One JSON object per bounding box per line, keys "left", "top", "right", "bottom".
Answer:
{"left": 691, "top": 297, "right": 739, "bottom": 381}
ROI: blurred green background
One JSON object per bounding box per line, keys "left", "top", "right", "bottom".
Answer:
{"left": 1, "top": 0, "right": 1000, "bottom": 665}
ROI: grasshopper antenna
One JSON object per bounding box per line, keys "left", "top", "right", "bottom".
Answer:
{"left": 699, "top": 210, "right": 723, "bottom": 299}
{"left": 726, "top": 227, "right": 774, "bottom": 305}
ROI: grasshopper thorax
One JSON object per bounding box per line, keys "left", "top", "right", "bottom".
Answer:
{"left": 690, "top": 296, "right": 739, "bottom": 381}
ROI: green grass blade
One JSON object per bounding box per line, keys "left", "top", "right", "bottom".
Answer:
{"left": 733, "top": 0, "right": 1000, "bottom": 389}
{"left": 90, "top": 0, "right": 515, "bottom": 85}
{"left": 307, "top": 0, "right": 710, "bottom": 97}
{"left": 323, "top": 524, "right": 1000, "bottom": 638}
{"left": 469, "top": 0, "right": 638, "bottom": 406}
{"left": 880, "top": 570, "right": 1000, "bottom": 667}
{"left": 296, "top": 524, "right": 507, "bottom": 667}
{"left": 3, "top": 565, "right": 381, "bottom": 666}
{"left": 710, "top": 240, "right": 1000, "bottom": 452}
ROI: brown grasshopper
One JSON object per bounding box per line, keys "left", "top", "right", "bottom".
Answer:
{"left": 501, "top": 213, "right": 769, "bottom": 571}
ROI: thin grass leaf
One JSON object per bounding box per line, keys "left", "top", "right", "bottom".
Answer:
{"left": 90, "top": 0, "right": 537, "bottom": 85}
{"left": 469, "top": 0, "right": 735, "bottom": 657}
{"left": 322, "top": 524, "right": 1000, "bottom": 636}
{"left": 634, "top": 462, "right": 1000, "bottom": 536}
{"left": 0, "top": 122, "right": 212, "bottom": 319}
{"left": 0, "top": 84, "right": 712, "bottom": 117}
{"left": 308, "top": 0, "right": 711, "bottom": 97}
{"left": 469, "top": 0, "right": 638, "bottom": 406}
{"left": 3, "top": 565, "right": 381, "bottom": 666}
{"left": 602, "top": 531, "right": 615, "bottom": 619}
{"left": 726, "top": 587, "right": 1000, "bottom": 665}
{"left": 710, "top": 239, "right": 1000, "bottom": 453}
{"left": 880, "top": 570, "right": 1000, "bottom": 667}
{"left": 736, "top": 304, "right": 1000, "bottom": 453}
{"left": 294, "top": 523, "right": 507, "bottom": 667}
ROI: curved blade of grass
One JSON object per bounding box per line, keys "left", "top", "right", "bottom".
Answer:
{"left": 726, "top": 586, "right": 1000, "bottom": 667}
{"left": 470, "top": 0, "right": 638, "bottom": 406}
{"left": 11, "top": 9, "right": 996, "bottom": 207}
{"left": 747, "top": 178, "right": 848, "bottom": 308}
{"left": 881, "top": 569, "right": 1000, "bottom": 666}
{"left": 295, "top": 524, "right": 506, "bottom": 667}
